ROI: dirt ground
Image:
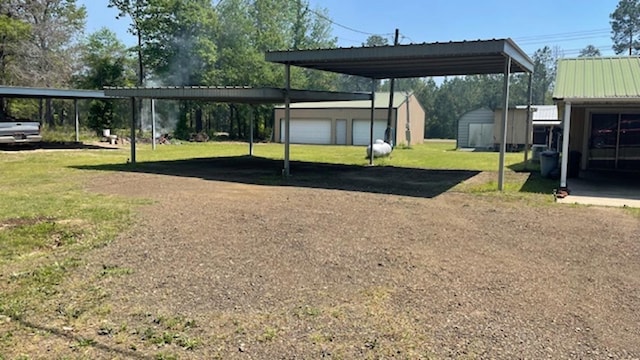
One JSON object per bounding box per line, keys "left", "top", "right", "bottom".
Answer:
{"left": 11, "top": 158, "right": 640, "bottom": 359}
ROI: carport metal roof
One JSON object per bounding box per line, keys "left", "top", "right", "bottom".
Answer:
{"left": 0, "top": 86, "right": 109, "bottom": 99}
{"left": 0, "top": 86, "right": 112, "bottom": 143}
{"left": 103, "top": 86, "right": 371, "bottom": 103}
{"left": 266, "top": 38, "right": 535, "bottom": 190}
{"left": 265, "top": 38, "right": 534, "bottom": 78}
{"left": 102, "top": 86, "right": 372, "bottom": 165}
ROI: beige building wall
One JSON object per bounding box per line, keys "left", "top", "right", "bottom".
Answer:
{"left": 493, "top": 108, "right": 532, "bottom": 147}
{"left": 395, "top": 94, "right": 426, "bottom": 145}
{"left": 273, "top": 94, "right": 425, "bottom": 145}
{"left": 569, "top": 107, "right": 586, "bottom": 152}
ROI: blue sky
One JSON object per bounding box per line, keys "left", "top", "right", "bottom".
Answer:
{"left": 79, "top": 0, "right": 620, "bottom": 57}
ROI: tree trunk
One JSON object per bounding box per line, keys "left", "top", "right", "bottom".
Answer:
{"left": 229, "top": 104, "right": 236, "bottom": 139}
{"left": 0, "top": 97, "right": 5, "bottom": 120}
{"left": 195, "top": 107, "right": 203, "bottom": 132}
{"left": 39, "top": 98, "right": 44, "bottom": 123}
{"left": 46, "top": 98, "right": 54, "bottom": 127}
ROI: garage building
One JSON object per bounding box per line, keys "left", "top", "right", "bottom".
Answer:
{"left": 273, "top": 92, "right": 425, "bottom": 146}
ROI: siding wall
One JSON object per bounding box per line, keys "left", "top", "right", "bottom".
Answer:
{"left": 395, "top": 94, "right": 426, "bottom": 145}
{"left": 493, "top": 108, "right": 532, "bottom": 147}
{"left": 273, "top": 94, "right": 425, "bottom": 145}
{"left": 457, "top": 108, "right": 494, "bottom": 148}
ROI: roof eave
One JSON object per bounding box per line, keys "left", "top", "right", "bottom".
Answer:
{"left": 103, "top": 87, "right": 372, "bottom": 104}
{"left": 554, "top": 97, "right": 640, "bottom": 104}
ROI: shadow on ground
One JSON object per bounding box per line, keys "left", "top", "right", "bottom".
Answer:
{"left": 73, "top": 155, "right": 480, "bottom": 199}
{"left": 0, "top": 141, "right": 119, "bottom": 151}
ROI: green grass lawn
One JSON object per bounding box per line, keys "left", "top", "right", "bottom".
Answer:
{"left": 0, "top": 140, "right": 555, "bottom": 358}
{"left": 121, "top": 140, "right": 530, "bottom": 171}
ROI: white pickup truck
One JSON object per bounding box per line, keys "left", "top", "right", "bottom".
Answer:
{"left": 0, "top": 118, "right": 42, "bottom": 144}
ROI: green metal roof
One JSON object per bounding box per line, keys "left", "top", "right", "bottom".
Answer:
{"left": 275, "top": 92, "right": 407, "bottom": 109}
{"left": 553, "top": 57, "right": 640, "bottom": 101}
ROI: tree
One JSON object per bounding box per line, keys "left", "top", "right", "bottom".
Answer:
{"left": 579, "top": 45, "right": 602, "bottom": 57}
{"left": 0, "top": 4, "right": 31, "bottom": 119}
{"left": 610, "top": 0, "right": 640, "bottom": 55}
{"left": 530, "top": 46, "right": 556, "bottom": 104}
{"left": 108, "top": 0, "right": 147, "bottom": 86}
{"left": 75, "top": 28, "right": 134, "bottom": 132}
{"left": 0, "top": 12, "right": 30, "bottom": 86}
{"left": 2, "top": 0, "right": 85, "bottom": 126}
{"left": 17, "top": 0, "right": 86, "bottom": 88}
{"left": 143, "top": 0, "right": 218, "bottom": 86}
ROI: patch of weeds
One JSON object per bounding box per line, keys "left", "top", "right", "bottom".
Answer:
{"left": 97, "top": 322, "right": 117, "bottom": 336}
{"left": 100, "top": 264, "right": 133, "bottom": 277}
{"left": 153, "top": 315, "right": 196, "bottom": 331}
{"left": 56, "top": 303, "right": 85, "bottom": 320}
{"left": 151, "top": 331, "right": 176, "bottom": 346}
{"left": 94, "top": 303, "right": 112, "bottom": 316}
{"left": 74, "top": 337, "right": 97, "bottom": 348}
{"left": 293, "top": 305, "right": 321, "bottom": 318}
{"left": 176, "top": 335, "right": 200, "bottom": 350}
{"left": 234, "top": 324, "right": 246, "bottom": 335}
{"left": 2, "top": 258, "right": 83, "bottom": 319}
{"left": 309, "top": 331, "right": 334, "bottom": 344}
{"left": 395, "top": 143, "right": 413, "bottom": 150}
{"left": 0, "top": 220, "right": 85, "bottom": 260}
{"left": 258, "top": 326, "right": 277, "bottom": 342}
{"left": 154, "top": 352, "right": 178, "bottom": 360}
{"left": 624, "top": 207, "right": 640, "bottom": 218}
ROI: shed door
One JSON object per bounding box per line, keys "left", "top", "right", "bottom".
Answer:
{"left": 280, "top": 119, "right": 331, "bottom": 144}
{"left": 468, "top": 123, "right": 494, "bottom": 148}
{"left": 352, "top": 119, "right": 387, "bottom": 145}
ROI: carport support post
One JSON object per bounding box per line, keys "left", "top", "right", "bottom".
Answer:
{"left": 560, "top": 102, "right": 571, "bottom": 189}
{"left": 73, "top": 99, "right": 79, "bottom": 143}
{"left": 130, "top": 97, "right": 136, "bottom": 164}
{"left": 284, "top": 64, "right": 291, "bottom": 176}
{"left": 498, "top": 57, "right": 512, "bottom": 191}
{"left": 369, "top": 79, "right": 376, "bottom": 165}
{"left": 524, "top": 73, "right": 533, "bottom": 167}
{"left": 151, "top": 99, "right": 156, "bottom": 150}
{"left": 249, "top": 106, "right": 254, "bottom": 156}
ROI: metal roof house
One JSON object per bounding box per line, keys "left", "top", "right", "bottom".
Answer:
{"left": 273, "top": 92, "right": 425, "bottom": 146}
{"left": 553, "top": 57, "right": 640, "bottom": 189}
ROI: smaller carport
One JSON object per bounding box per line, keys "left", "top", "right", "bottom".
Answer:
{"left": 103, "top": 86, "right": 372, "bottom": 165}
{"left": 265, "top": 39, "right": 535, "bottom": 190}
{"left": 0, "top": 86, "right": 110, "bottom": 142}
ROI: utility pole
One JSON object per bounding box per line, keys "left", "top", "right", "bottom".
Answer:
{"left": 385, "top": 28, "right": 400, "bottom": 146}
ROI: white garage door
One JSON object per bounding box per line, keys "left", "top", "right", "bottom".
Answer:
{"left": 352, "top": 119, "right": 387, "bottom": 145}
{"left": 280, "top": 119, "right": 331, "bottom": 144}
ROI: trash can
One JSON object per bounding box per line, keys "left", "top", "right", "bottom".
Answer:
{"left": 568, "top": 150, "right": 582, "bottom": 178}
{"left": 540, "top": 150, "right": 559, "bottom": 178}
{"left": 531, "top": 145, "right": 547, "bottom": 163}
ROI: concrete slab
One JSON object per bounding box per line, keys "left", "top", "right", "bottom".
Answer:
{"left": 556, "top": 170, "right": 640, "bottom": 208}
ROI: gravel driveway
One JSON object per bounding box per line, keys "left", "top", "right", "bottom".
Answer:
{"left": 76, "top": 159, "right": 640, "bottom": 359}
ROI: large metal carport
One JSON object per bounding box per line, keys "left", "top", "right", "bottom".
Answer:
{"left": 266, "top": 39, "right": 535, "bottom": 190}
{"left": 103, "top": 86, "right": 371, "bottom": 165}
{"left": 0, "top": 86, "right": 109, "bottom": 142}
